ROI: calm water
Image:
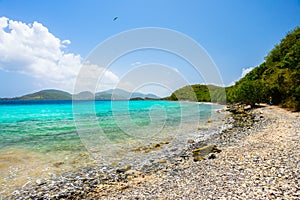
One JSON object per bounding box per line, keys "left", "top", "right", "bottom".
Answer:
{"left": 0, "top": 100, "right": 224, "bottom": 195}
{"left": 0, "top": 100, "right": 222, "bottom": 153}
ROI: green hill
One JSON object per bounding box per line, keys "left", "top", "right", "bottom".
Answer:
{"left": 167, "top": 27, "right": 299, "bottom": 111}
{"left": 17, "top": 89, "right": 72, "bottom": 100}
{"left": 95, "top": 89, "right": 160, "bottom": 100}
{"left": 1, "top": 89, "right": 160, "bottom": 101}
{"left": 167, "top": 84, "right": 226, "bottom": 103}
{"left": 227, "top": 26, "right": 300, "bottom": 110}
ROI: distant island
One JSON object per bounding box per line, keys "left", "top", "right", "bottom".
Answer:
{"left": 0, "top": 89, "right": 160, "bottom": 101}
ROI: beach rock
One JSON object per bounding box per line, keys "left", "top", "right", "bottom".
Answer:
{"left": 152, "top": 143, "right": 161, "bottom": 149}
{"left": 193, "top": 156, "right": 205, "bottom": 162}
{"left": 192, "top": 145, "right": 221, "bottom": 162}
{"left": 133, "top": 146, "right": 148, "bottom": 151}
{"left": 160, "top": 141, "right": 170, "bottom": 145}
{"left": 227, "top": 104, "right": 251, "bottom": 114}
{"left": 227, "top": 105, "right": 240, "bottom": 114}
{"left": 158, "top": 159, "right": 167, "bottom": 163}
{"left": 192, "top": 145, "right": 221, "bottom": 156}
{"left": 116, "top": 164, "right": 132, "bottom": 173}
{"left": 243, "top": 105, "right": 251, "bottom": 111}
{"left": 145, "top": 149, "right": 151, "bottom": 153}
{"left": 124, "top": 170, "right": 141, "bottom": 177}
{"left": 187, "top": 139, "right": 195, "bottom": 144}
{"left": 35, "top": 179, "right": 42, "bottom": 185}
{"left": 53, "top": 161, "right": 64, "bottom": 167}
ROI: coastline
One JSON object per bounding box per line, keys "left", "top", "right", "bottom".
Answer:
{"left": 6, "top": 105, "right": 300, "bottom": 199}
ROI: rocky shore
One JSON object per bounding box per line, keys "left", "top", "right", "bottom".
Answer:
{"left": 6, "top": 104, "right": 300, "bottom": 199}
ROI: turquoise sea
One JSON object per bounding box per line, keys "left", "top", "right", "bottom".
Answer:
{"left": 0, "top": 100, "right": 224, "bottom": 195}
{"left": 0, "top": 100, "right": 223, "bottom": 152}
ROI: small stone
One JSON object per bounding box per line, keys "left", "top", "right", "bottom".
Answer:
{"left": 124, "top": 169, "right": 141, "bottom": 176}
{"left": 116, "top": 164, "right": 132, "bottom": 173}
{"left": 53, "top": 161, "right": 64, "bottom": 167}
{"left": 158, "top": 159, "right": 167, "bottom": 163}
{"left": 144, "top": 149, "right": 151, "bottom": 153}
{"left": 152, "top": 143, "right": 161, "bottom": 149}
{"left": 193, "top": 156, "right": 205, "bottom": 162}
{"left": 187, "top": 139, "right": 195, "bottom": 144}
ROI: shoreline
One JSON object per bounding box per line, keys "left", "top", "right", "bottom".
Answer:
{"left": 0, "top": 101, "right": 224, "bottom": 198}
{"left": 6, "top": 105, "right": 300, "bottom": 199}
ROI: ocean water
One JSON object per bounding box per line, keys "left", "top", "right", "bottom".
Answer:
{"left": 0, "top": 100, "right": 225, "bottom": 195}
{"left": 0, "top": 100, "right": 223, "bottom": 152}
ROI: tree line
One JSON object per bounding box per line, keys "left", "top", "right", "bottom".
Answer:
{"left": 167, "top": 27, "right": 300, "bottom": 111}
{"left": 227, "top": 26, "right": 300, "bottom": 111}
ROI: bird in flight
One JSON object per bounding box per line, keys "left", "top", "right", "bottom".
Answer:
{"left": 113, "top": 17, "right": 118, "bottom": 21}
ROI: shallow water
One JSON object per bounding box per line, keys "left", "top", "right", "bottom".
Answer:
{"left": 0, "top": 100, "right": 225, "bottom": 195}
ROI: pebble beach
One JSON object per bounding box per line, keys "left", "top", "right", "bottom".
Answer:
{"left": 6, "top": 105, "right": 300, "bottom": 199}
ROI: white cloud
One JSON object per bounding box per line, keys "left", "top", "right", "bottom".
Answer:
{"left": 131, "top": 61, "right": 141, "bottom": 66}
{"left": 74, "top": 62, "right": 119, "bottom": 93}
{"left": 228, "top": 67, "right": 255, "bottom": 86}
{"left": 241, "top": 67, "right": 254, "bottom": 78}
{"left": 0, "top": 17, "right": 119, "bottom": 93}
{"left": 62, "top": 39, "right": 71, "bottom": 45}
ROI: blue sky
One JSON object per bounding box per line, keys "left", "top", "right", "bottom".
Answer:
{"left": 0, "top": 0, "right": 300, "bottom": 97}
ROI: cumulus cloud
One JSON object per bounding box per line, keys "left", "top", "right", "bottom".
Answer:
{"left": 241, "top": 67, "right": 254, "bottom": 78}
{"left": 62, "top": 39, "right": 71, "bottom": 45}
{"left": 74, "top": 62, "right": 119, "bottom": 93}
{"left": 0, "top": 16, "right": 119, "bottom": 92}
{"left": 228, "top": 67, "right": 254, "bottom": 86}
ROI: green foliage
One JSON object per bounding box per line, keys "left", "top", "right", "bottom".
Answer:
{"left": 166, "top": 27, "right": 300, "bottom": 110}
{"left": 167, "top": 84, "right": 226, "bottom": 103}
{"left": 168, "top": 93, "right": 178, "bottom": 101}
{"left": 234, "top": 80, "right": 267, "bottom": 107}
{"left": 227, "top": 26, "right": 300, "bottom": 111}
{"left": 19, "top": 90, "right": 72, "bottom": 100}
{"left": 225, "top": 86, "right": 236, "bottom": 103}
{"left": 168, "top": 85, "right": 198, "bottom": 101}
{"left": 207, "top": 85, "right": 227, "bottom": 103}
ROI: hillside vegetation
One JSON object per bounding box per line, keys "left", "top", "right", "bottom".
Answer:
{"left": 168, "top": 27, "right": 300, "bottom": 111}
{"left": 1, "top": 89, "right": 160, "bottom": 101}
{"left": 167, "top": 84, "right": 226, "bottom": 103}
{"left": 16, "top": 89, "right": 72, "bottom": 100}
{"left": 227, "top": 26, "right": 300, "bottom": 110}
